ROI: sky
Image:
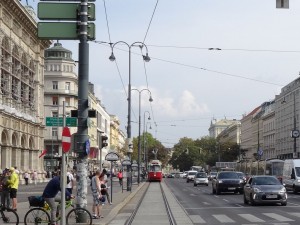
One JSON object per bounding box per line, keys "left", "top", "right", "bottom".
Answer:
{"left": 25, "top": 0, "right": 300, "bottom": 147}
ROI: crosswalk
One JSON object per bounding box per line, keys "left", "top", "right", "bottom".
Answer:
{"left": 188, "top": 212, "right": 300, "bottom": 224}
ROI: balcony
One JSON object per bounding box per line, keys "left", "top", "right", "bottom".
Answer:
{"left": 44, "top": 88, "right": 78, "bottom": 96}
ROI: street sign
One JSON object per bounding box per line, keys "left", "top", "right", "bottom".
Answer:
{"left": 62, "top": 127, "right": 71, "bottom": 153}
{"left": 46, "top": 117, "right": 63, "bottom": 126}
{"left": 66, "top": 117, "right": 77, "bottom": 127}
{"left": 38, "top": 22, "right": 95, "bottom": 40}
{"left": 105, "top": 152, "right": 119, "bottom": 161}
{"left": 38, "top": 3, "right": 96, "bottom": 21}
{"left": 85, "top": 140, "right": 90, "bottom": 155}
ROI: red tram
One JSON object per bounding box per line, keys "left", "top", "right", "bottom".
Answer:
{"left": 148, "top": 160, "right": 162, "bottom": 182}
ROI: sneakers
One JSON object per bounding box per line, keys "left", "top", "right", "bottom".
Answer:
{"left": 109, "top": 202, "right": 113, "bottom": 205}
{"left": 92, "top": 215, "right": 99, "bottom": 219}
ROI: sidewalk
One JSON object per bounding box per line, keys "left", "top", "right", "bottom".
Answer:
{"left": 16, "top": 180, "right": 145, "bottom": 225}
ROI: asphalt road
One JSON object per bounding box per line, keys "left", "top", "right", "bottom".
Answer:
{"left": 164, "top": 177, "right": 300, "bottom": 225}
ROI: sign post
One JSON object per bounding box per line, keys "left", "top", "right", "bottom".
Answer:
{"left": 105, "top": 152, "right": 119, "bottom": 202}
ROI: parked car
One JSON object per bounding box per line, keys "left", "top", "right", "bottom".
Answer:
{"left": 212, "top": 171, "right": 244, "bottom": 195}
{"left": 243, "top": 175, "right": 287, "bottom": 206}
{"left": 194, "top": 172, "right": 209, "bottom": 186}
{"left": 208, "top": 172, "right": 217, "bottom": 181}
{"left": 186, "top": 170, "right": 197, "bottom": 183}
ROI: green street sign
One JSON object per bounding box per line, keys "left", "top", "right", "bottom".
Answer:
{"left": 66, "top": 117, "right": 77, "bottom": 127}
{"left": 38, "top": 3, "right": 95, "bottom": 21}
{"left": 38, "top": 22, "right": 95, "bottom": 40}
{"left": 46, "top": 117, "right": 63, "bottom": 127}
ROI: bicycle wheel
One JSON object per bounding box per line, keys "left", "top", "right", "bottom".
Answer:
{"left": 1, "top": 208, "right": 19, "bottom": 224}
{"left": 24, "top": 208, "right": 50, "bottom": 225}
{"left": 66, "top": 208, "right": 92, "bottom": 225}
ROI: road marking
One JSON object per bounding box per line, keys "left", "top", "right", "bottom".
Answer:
{"left": 213, "top": 214, "right": 235, "bottom": 223}
{"left": 189, "top": 215, "right": 206, "bottom": 223}
{"left": 223, "top": 199, "right": 229, "bottom": 202}
{"left": 235, "top": 204, "right": 244, "bottom": 207}
{"left": 288, "top": 212, "right": 300, "bottom": 218}
{"left": 286, "top": 202, "right": 299, "bottom": 206}
{"left": 202, "top": 202, "right": 211, "bottom": 205}
{"left": 263, "top": 213, "right": 294, "bottom": 222}
{"left": 238, "top": 214, "right": 265, "bottom": 223}
{"left": 190, "top": 193, "right": 196, "bottom": 196}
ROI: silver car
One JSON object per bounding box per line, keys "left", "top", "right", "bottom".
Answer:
{"left": 243, "top": 175, "right": 287, "bottom": 206}
{"left": 194, "top": 172, "right": 209, "bottom": 186}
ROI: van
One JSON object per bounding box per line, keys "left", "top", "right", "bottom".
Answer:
{"left": 282, "top": 159, "right": 300, "bottom": 193}
{"left": 186, "top": 170, "right": 197, "bottom": 183}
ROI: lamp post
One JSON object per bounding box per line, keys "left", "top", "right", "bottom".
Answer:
{"left": 145, "top": 122, "right": 152, "bottom": 171}
{"left": 109, "top": 41, "right": 150, "bottom": 191}
{"left": 132, "top": 88, "right": 153, "bottom": 184}
{"left": 143, "top": 111, "right": 151, "bottom": 163}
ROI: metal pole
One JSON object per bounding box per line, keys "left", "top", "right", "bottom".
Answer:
{"left": 294, "top": 92, "right": 297, "bottom": 158}
{"left": 127, "top": 46, "right": 132, "bottom": 192}
{"left": 76, "top": 0, "right": 89, "bottom": 221}
{"left": 110, "top": 161, "right": 113, "bottom": 203}
{"left": 137, "top": 92, "right": 141, "bottom": 184}
{"left": 60, "top": 101, "right": 66, "bottom": 225}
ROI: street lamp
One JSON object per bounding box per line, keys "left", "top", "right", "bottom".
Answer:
{"left": 132, "top": 88, "right": 153, "bottom": 184}
{"left": 143, "top": 111, "right": 151, "bottom": 163}
{"left": 109, "top": 41, "right": 150, "bottom": 191}
{"left": 145, "top": 122, "right": 152, "bottom": 171}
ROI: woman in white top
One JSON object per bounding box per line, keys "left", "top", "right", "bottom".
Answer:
{"left": 91, "top": 170, "right": 102, "bottom": 219}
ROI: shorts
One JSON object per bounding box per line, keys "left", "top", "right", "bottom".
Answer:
{"left": 92, "top": 191, "right": 101, "bottom": 206}
{"left": 10, "top": 188, "right": 17, "bottom": 198}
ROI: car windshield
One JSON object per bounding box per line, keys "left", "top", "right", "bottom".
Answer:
{"left": 236, "top": 172, "right": 245, "bottom": 178}
{"left": 252, "top": 176, "right": 281, "bottom": 185}
{"left": 196, "top": 173, "right": 207, "bottom": 178}
{"left": 218, "top": 172, "right": 238, "bottom": 179}
{"left": 150, "top": 165, "right": 161, "bottom": 172}
{"left": 295, "top": 167, "right": 300, "bottom": 177}
{"left": 188, "top": 172, "right": 197, "bottom": 175}
{"left": 210, "top": 172, "right": 217, "bottom": 175}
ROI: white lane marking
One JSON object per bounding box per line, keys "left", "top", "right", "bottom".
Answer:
{"left": 286, "top": 202, "right": 299, "bottom": 206}
{"left": 288, "top": 212, "right": 300, "bottom": 217}
{"left": 263, "top": 213, "right": 294, "bottom": 222}
{"left": 235, "top": 204, "right": 244, "bottom": 207}
{"left": 189, "top": 215, "right": 206, "bottom": 223}
{"left": 213, "top": 214, "right": 235, "bottom": 223}
{"left": 190, "top": 193, "right": 196, "bottom": 196}
{"left": 238, "top": 214, "right": 265, "bottom": 223}
{"left": 202, "top": 202, "right": 211, "bottom": 205}
{"left": 223, "top": 199, "right": 229, "bottom": 202}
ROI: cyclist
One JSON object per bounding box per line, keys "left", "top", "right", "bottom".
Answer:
{"left": 42, "top": 176, "right": 72, "bottom": 225}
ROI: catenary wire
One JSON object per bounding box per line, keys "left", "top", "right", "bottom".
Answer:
{"left": 143, "top": 0, "right": 160, "bottom": 44}
{"left": 103, "top": 0, "right": 112, "bottom": 44}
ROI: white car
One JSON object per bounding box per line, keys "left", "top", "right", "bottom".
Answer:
{"left": 186, "top": 171, "right": 197, "bottom": 183}
{"left": 194, "top": 172, "right": 209, "bottom": 186}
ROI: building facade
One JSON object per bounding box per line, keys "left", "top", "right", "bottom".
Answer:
{"left": 0, "top": 0, "right": 50, "bottom": 173}
{"left": 209, "top": 118, "right": 239, "bottom": 138}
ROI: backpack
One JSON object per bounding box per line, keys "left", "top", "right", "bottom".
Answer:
{"left": 67, "top": 175, "right": 70, "bottom": 185}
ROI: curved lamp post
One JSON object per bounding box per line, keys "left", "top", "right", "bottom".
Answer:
{"left": 109, "top": 41, "right": 150, "bottom": 191}
{"left": 143, "top": 111, "right": 151, "bottom": 163}
{"left": 132, "top": 88, "right": 153, "bottom": 184}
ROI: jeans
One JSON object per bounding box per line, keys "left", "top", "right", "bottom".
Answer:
{"left": 1, "top": 190, "right": 10, "bottom": 208}
{"left": 44, "top": 198, "right": 56, "bottom": 224}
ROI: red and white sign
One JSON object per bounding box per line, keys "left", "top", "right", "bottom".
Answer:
{"left": 62, "top": 127, "right": 71, "bottom": 153}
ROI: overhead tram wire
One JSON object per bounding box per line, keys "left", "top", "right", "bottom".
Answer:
{"left": 92, "top": 41, "right": 283, "bottom": 87}
{"left": 142, "top": 0, "right": 160, "bottom": 44}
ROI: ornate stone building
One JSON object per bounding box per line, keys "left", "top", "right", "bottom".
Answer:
{"left": 0, "top": 0, "right": 50, "bottom": 172}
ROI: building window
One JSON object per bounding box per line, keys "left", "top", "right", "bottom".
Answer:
{"left": 65, "top": 97, "right": 70, "bottom": 106}
{"left": 52, "top": 96, "right": 58, "bottom": 105}
{"left": 52, "top": 127, "right": 58, "bottom": 137}
{"left": 65, "top": 82, "right": 70, "bottom": 91}
{"left": 52, "top": 111, "right": 58, "bottom": 117}
{"left": 53, "top": 81, "right": 58, "bottom": 89}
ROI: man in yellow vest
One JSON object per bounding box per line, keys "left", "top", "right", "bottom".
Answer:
{"left": 7, "top": 167, "right": 19, "bottom": 211}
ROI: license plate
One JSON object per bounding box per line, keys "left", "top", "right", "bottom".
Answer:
{"left": 266, "top": 195, "right": 277, "bottom": 199}
{"left": 228, "top": 187, "right": 236, "bottom": 190}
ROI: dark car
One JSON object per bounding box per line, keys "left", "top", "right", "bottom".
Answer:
{"left": 236, "top": 172, "right": 247, "bottom": 186}
{"left": 167, "top": 173, "right": 175, "bottom": 178}
{"left": 243, "top": 175, "right": 287, "bottom": 206}
{"left": 212, "top": 171, "right": 244, "bottom": 195}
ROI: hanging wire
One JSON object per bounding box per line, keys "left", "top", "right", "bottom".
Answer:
{"left": 143, "top": 0, "right": 160, "bottom": 44}
{"left": 103, "top": 0, "right": 112, "bottom": 44}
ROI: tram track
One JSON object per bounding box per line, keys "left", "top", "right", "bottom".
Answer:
{"left": 125, "top": 182, "right": 177, "bottom": 225}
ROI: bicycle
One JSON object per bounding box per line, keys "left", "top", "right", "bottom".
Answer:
{"left": 0, "top": 205, "right": 19, "bottom": 224}
{"left": 24, "top": 196, "right": 92, "bottom": 225}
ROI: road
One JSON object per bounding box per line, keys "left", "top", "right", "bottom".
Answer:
{"left": 164, "top": 177, "right": 300, "bottom": 225}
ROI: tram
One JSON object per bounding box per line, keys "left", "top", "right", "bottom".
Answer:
{"left": 264, "top": 158, "right": 284, "bottom": 183}
{"left": 148, "top": 160, "right": 162, "bottom": 182}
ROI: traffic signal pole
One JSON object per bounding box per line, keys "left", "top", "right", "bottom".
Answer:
{"left": 76, "top": 0, "right": 89, "bottom": 221}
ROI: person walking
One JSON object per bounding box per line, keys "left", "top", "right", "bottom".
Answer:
{"left": 32, "top": 170, "right": 38, "bottom": 185}
{"left": 7, "top": 167, "right": 19, "bottom": 211}
{"left": 24, "top": 171, "right": 29, "bottom": 185}
{"left": 42, "top": 176, "right": 72, "bottom": 225}
{"left": 0, "top": 169, "right": 11, "bottom": 209}
{"left": 117, "top": 170, "right": 123, "bottom": 186}
{"left": 91, "top": 170, "right": 103, "bottom": 219}
{"left": 101, "top": 169, "right": 112, "bottom": 205}
{"left": 66, "top": 170, "right": 75, "bottom": 194}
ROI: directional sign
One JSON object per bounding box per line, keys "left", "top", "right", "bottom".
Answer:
{"left": 66, "top": 117, "right": 77, "bottom": 127}
{"left": 62, "top": 127, "right": 71, "bottom": 153}
{"left": 38, "top": 3, "right": 96, "bottom": 21}
{"left": 38, "top": 22, "right": 95, "bottom": 40}
{"left": 46, "top": 117, "right": 63, "bottom": 127}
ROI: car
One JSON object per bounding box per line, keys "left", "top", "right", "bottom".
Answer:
{"left": 208, "top": 172, "right": 217, "bottom": 181}
{"left": 167, "top": 173, "right": 175, "bottom": 178}
{"left": 186, "top": 170, "right": 197, "bottom": 183}
{"left": 182, "top": 171, "right": 188, "bottom": 178}
{"left": 243, "top": 175, "right": 287, "bottom": 206}
{"left": 212, "top": 171, "right": 244, "bottom": 195}
{"left": 194, "top": 172, "right": 209, "bottom": 186}
{"left": 236, "top": 172, "right": 247, "bottom": 186}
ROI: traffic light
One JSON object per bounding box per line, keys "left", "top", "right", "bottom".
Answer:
{"left": 101, "top": 135, "right": 108, "bottom": 149}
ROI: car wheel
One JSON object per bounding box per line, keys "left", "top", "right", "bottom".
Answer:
{"left": 187, "top": 180, "right": 189, "bottom": 183}
{"left": 239, "top": 190, "right": 244, "bottom": 194}
{"left": 250, "top": 194, "right": 256, "bottom": 206}
{"left": 293, "top": 186, "right": 298, "bottom": 194}
{"left": 281, "top": 201, "right": 287, "bottom": 206}
{"left": 243, "top": 194, "right": 248, "bottom": 204}
{"left": 194, "top": 183, "right": 197, "bottom": 186}
{"left": 206, "top": 184, "right": 209, "bottom": 186}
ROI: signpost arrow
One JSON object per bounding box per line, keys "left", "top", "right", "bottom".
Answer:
{"left": 62, "top": 127, "right": 71, "bottom": 153}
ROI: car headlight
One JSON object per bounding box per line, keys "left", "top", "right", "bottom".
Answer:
{"left": 297, "top": 179, "right": 300, "bottom": 183}
{"left": 279, "top": 187, "right": 286, "bottom": 194}
{"left": 253, "top": 187, "right": 262, "bottom": 193}
{"left": 239, "top": 179, "right": 244, "bottom": 183}
{"left": 218, "top": 180, "right": 223, "bottom": 183}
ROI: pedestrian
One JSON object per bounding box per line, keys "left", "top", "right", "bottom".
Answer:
{"left": 100, "top": 169, "right": 112, "bottom": 205}
{"left": 90, "top": 170, "right": 103, "bottom": 219}
{"left": 66, "top": 170, "right": 75, "bottom": 194}
{"left": 24, "top": 171, "right": 29, "bottom": 185}
{"left": 42, "top": 176, "right": 72, "bottom": 225}
{"left": 117, "top": 170, "right": 123, "bottom": 186}
{"left": 0, "top": 169, "right": 11, "bottom": 209}
{"left": 14, "top": 167, "right": 19, "bottom": 175}
{"left": 32, "top": 170, "right": 38, "bottom": 185}
{"left": 7, "top": 167, "right": 19, "bottom": 211}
